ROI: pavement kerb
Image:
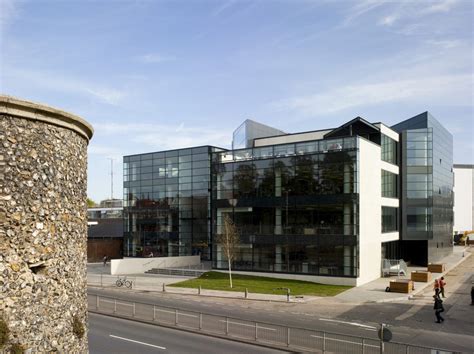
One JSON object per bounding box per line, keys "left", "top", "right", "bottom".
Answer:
{"left": 87, "top": 284, "right": 310, "bottom": 303}
{"left": 374, "top": 249, "right": 472, "bottom": 303}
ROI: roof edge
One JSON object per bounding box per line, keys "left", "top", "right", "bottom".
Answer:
{"left": 0, "top": 95, "right": 94, "bottom": 141}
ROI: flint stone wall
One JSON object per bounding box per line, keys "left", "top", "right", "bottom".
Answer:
{"left": 0, "top": 96, "right": 93, "bottom": 353}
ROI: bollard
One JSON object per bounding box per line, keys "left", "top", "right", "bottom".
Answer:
{"left": 163, "top": 283, "right": 166, "bottom": 292}
{"left": 245, "top": 288, "right": 248, "bottom": 299}
{"left": 287, "top": 288, "right": 290, "bottom": 302}
{"left": 198, "top": 285, "right": 201, "bottom": 295}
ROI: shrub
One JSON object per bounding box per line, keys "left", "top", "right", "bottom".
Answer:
{"left": 72, "top": 316, "right": 85, "bottom": 339}
{"left": 0, "top": 318, "right": 9, "bottom": 348}
{"left": 10, "top": 343, "right": 24, "bottom": 354}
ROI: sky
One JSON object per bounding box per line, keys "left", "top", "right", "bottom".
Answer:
{"left": 1, "top": 0, "right": 473, "bottom": 203}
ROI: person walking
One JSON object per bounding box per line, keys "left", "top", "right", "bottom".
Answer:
{"left": 433, "top": 295, "right": 445, "bottom": 323}
{"left": 433, "top": 278, "right": 440, "bottom": 297}
{"left": 439, "top": 276, "right": 446, "bottom": 298}
{"left": 103, "top": 254, "right": 108, "bottom": 267}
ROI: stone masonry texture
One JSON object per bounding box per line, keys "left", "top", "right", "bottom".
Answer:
{"left": 0, "top": 96, "right": 93, "bottom": 353}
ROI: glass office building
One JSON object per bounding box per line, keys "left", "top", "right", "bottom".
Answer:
{"left": 123, "top": 146, "right": 224, "bottom": 260}
{"left": 123, "top": 112, "right": 452, "bottom": 284}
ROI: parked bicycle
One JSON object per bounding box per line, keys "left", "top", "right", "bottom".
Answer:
{"left": 116, "top": 277, "right": 132, "bottom": 288}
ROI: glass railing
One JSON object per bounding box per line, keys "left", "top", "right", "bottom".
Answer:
{"left": 215, "top": 137, "right": 357, "bottom": 163}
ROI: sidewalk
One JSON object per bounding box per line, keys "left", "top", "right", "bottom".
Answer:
{"left": 335, "top": 245, "right": 471, "bottom": 303}
{"left": 87, "top": 246, "right": 471, "bottom": 304}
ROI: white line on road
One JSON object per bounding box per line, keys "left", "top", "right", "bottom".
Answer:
{"left": 395, "top": 305, "right": 423, "bottom": 321}
{"left": 109, "top": 335, "right": 166, "bottom": 350}
{"left": 319, "top": 318, "right": 377, "bottom": 329}
{"left": 219, "top": 320, "right": 276, "bottom": 331}
{"left": 310, "top": 335, "right": 379, "bottom": 348}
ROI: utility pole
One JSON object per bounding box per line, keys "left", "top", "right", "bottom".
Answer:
{"left": 109, "top": 158, "right": 114, "bottom": 200}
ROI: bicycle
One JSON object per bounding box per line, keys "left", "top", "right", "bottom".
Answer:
{"left": 116, "top": 277, "right": 132, "bottom": 289}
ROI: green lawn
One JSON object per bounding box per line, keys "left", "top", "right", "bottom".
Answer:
{"left": 168, "top": 271, "right": 351, "bottom": 296}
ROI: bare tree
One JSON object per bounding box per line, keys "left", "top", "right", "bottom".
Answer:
{"left": 217, "top": 214, "right": 240, "bottom": 288}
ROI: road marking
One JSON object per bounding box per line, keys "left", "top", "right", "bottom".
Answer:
{"left": 100, "top": 299, "right": 133, "bottom": 307}
{"left": 219, "top": 320, "right": 276, "bottom": 331}
{"left": 318, "top": 318, "right": 377, "bottom": 329}
{"left": 154, "top": 308, "right": 198, "bottom": 318}
{"left": 310, "top": 335, "right": 379, "bottom": 348}
{"left": 109, "top": 335, "right": 166, "bottom": 350}
{"left": 395, "top": 305, "right": 423, "bottom": 321}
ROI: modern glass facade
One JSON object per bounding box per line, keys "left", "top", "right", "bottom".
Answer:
{"left": 232, "top": 119, "right": 286, "bottom": 150}
{"left": 392, "top": 112, "right": 453, "bottom": 265}
{"left": 122, "top": 112, "right": 452, "bottom": 279}
{"left": 123, "top": 146, "right": 224, "bottom": 259}
{"left": 212, "top": 137, "right": 359, "bottom": 277}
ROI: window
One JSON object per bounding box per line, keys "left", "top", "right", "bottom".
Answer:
{"left": 381, "top": 135, "right": 398, "bottom": 164}
{"left": 381, "top": 170, "right": 398, "bottom": 198}
{"left": 382, "top": 207, "right": 398, "bottom": 233}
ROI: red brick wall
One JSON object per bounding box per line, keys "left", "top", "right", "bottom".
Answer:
{"left": 87, "top": 239, "right": 123, "bottom": 262}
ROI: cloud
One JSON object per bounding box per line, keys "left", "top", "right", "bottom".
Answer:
{"left": 423, "top": 0, "right": 458, "bottom": 14}
{"left": 4, "top": 67, "right": 127, "bottom": 105}
{"left": 88, "top": 144, "right": 123, "bottom": 161}
{"left": 271, "top": 74, "right": 472, "bottom": 117}
{"left": 342, "top": 0, "right": 387, "bottom": 26}
{"left": 378, "top": 14, "right": 398, "bottom": 26}
{"left": 376, "top": 0, "right": 460, "bottom": 33}
{"left": 0, "top": 0, "right": 18, "bottom": 31}
{"left": 136, "top": 53, "right": 175, "bottom": 64}
{"left": 92, "top": 122, "right": 231, "bottom": 151}
{"left": 212, "top": 0, "right": 236, "bottom": 17}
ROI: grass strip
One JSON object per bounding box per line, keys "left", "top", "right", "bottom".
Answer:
{"left": 169, "top": 271, "right": 351, "bottom": 296}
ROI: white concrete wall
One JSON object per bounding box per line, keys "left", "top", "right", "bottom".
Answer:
{"left": 254, "top": 130, "right": 333, "bottom": 147}
{"left": 110, "top": 256, "right": 201, "bottom": 275}
{"left": 453, "top": 166, "right": 474, "bottom": 232}
{"left": 374, "top": 123, "right": 399, "bottom": 141}
{"left": 357, "top": 138, "right": 383, "bottom": 286}
{"left": 381, "top": 161, "right": 399, "bottom": 174}
{"left": 381, "top": 232, "right": 399, "bottom": 243}
{"left": 221, "top": 270, "right": 357, "bottom": 286}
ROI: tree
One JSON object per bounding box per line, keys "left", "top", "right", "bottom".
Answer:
{"left": 86, "top": 198, "right": 96, "bottom": 208}
{"left": 217, "top": 214, "right": 240, "bottom": 288}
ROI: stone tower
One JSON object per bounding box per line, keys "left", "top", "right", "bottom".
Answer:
{"left": 0, "top": 96, "right": 93, "bottom": 352}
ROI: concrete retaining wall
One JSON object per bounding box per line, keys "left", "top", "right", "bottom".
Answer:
{"left": 111, "top": 256, "right": 201, "bottom": 275}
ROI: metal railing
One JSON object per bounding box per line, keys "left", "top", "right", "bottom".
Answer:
{"left": 382, "top": 259, "right": 408, "bottom": 277}
{"left": 88, "top": 293, "right": 459, "bottom": 354}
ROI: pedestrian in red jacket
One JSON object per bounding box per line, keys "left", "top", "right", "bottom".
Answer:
{"left": 439, "top": 277, "right": 446, "bottom": 298}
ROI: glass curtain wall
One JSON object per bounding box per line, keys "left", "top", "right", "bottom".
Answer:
{"left": 123, "top": 146, "right": 221, "bottom": 259}
{"left": 403, "top": 128, "right": 434, "bottom": 239}
{"left": 212, "top": 137, "right": 359, "bottom": 277}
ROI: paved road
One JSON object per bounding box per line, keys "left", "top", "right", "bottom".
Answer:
{"left": 89, "top": 312, "right": 287, "bottom": 354}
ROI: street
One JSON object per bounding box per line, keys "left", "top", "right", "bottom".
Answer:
{"left": 89, "top": 312, "right": 287, "bottom": 353}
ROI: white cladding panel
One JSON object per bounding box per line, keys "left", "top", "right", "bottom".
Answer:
{"left": 357, "top": 139, "right": 382, "bottom": 286}
{"left": 374, "top": 123, "right": 400, "bottom": 141}
{"left": 453, "top": 166, "right": 474, "bottom": 232}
